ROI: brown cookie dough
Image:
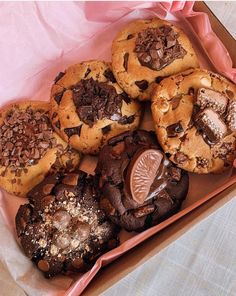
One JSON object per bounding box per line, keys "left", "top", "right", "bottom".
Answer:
{"left": 151, "top": 68, "right": 236, "bottom": 173}
{"left": 95, "top": 130, "right": 189, "bottom": 232}
{"left": 112, "top": 18, "right": 199, "bottom": 101}
{"left": 50, "top": 60, "right": 141, "bottom": 155}
{"left": 15, "top": 171, "right": 119, "bottom": 278}
{"left": 0, "top": 101, "right": 81, "bottom": 197}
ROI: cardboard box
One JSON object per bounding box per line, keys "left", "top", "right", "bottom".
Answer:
{"left": 81, "top": 3, "right": 236, "bottom": 295}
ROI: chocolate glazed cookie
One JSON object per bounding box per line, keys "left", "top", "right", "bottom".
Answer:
{"left": 112, "top": 18, "right": 199, "bottom": 101}
{"left": 50, "top": 60, "right": 141, "bottom": 155}
{"left": 15, "top": 171, "right": 119, "bottom": 278}
{"left": 151, "top": 68, "right": 236, "bottom": 173}
{"left": 95, "top": 130, "right": 189, "bottom": 232}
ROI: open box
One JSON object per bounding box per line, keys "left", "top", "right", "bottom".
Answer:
{"left": 0, "top": 2, "right": 236, "bottom": 296}
{"left": 81, "top": 3, "right": 236, "bottom": 295}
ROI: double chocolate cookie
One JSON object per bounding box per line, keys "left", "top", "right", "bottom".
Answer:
{"left": 112, "top": 18, "right": 199, "bottom": 100}
{"left": 15, "top": 171, "right": 119, "bottom": 278}
{"left": 0, "top": 101, "right": 80, "bottom": 197}
{"left": 50, "top": 60, "right": 141, "bottom": 155}
{"left": 151, "top": 68, "right": 236, "bottom": 173}
{"left": 95, "top": 130, "right": 189, "bottom": 232}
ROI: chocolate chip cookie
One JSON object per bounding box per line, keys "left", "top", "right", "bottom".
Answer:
{"left": 50, "top": 60, "right": 141, "bottom": 155}
{"left": 95, "top": 130, "right": 189, "bottom": 232}
{"left": 15, "top": 171, "right": 119, "bottom": 278}
{"left": 0, "top": 101, "right": 80, "bottom": 197}
{"left": 112, "top": 18, "right": 199, "bottom": 101}
{"left": 151, "top": 68, "right": 236, "bottom": 173}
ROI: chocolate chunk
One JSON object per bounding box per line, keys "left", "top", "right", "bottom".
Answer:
{"left": 62, "top": 174, "right": 79, "bottom": 186}
{"left": 174, "top": 152, "right": 188, "bottom": 164}
{"left": 64, "top": 125, "right": 82, "bottom": 138}
{"left": 166, "top": 121, "right": 183, "bottom": 137}
{"left": 139, "top": 52, "right": 151, "bottom": 64}
{"left": 103, "top": 69, "right": 116, "bottom": 83}
{"left": 102, "top": 125, "right": 112, "bottom": 135}
{"left": 188, "top": 87, "right": 194, "bottom": 95}
{"left": 52, "top": 112, "right": 58, "bottom": 119}
{"left": 171, "top": 95, "right": 182, "bottom": 110}
{"left": 166, "top": 35, "right": 176, "bottom": 48}
{"left": 133, "top": 204, "right": 155, "bottom": 218}
{"left": 155, "top": 76, "right": 165, "bottom": 84}
{"left": 120, "top": 92, "right": 131, "bottom": 104}
{"left": 135, "top": 80, "right": 148, "bottom": 90}
{"left": 118, "top": 115, "right": 135, "bottom": 125}
{"left": 134, "top": 25, "right": 187, "bottom": 71}
{"left": 196, "top": 88, "right": 228, "bottom": 114}
{"left": 54, "top": 72, "right": 65, "bottom": 83}
{"left": 72, "top": 78, "right": 122, "bottom": 127}
{"left": 55, "top": 120, "right": 61, "bottom": 129}
{"left": 123, "top": 53, "right": 129, "bottom": 71}
{"left": 225, "top": 89, "right": 234, "bottom": 99}
{"left": 195, "top": 108, "right": 227, "bottom": 145}
{"left": 127, "top": 34, "right": 134, "bottom": 40}
{"left": 226, "top": 101, "right": 236, "bottom": 132}
{"left": 84, "top": 68, "right": 91, "bottom": 78}
{"left": 169, "top": 167, "right": 181, "bottom": 181}
{"left": 127, "top": 149, "right": 163, "bottom": 204}
{"left": 54, "top": 91, "right": 65, "bottom": 105}
{"left": 43, "top": 184, "right": 54, "bottom": 195}
{"left": 111, "top": 142, "right": 125, "bottom": 156}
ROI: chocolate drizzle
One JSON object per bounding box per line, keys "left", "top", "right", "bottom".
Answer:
{"left": 134, "top": 25, "right": 187, "bottom": 71}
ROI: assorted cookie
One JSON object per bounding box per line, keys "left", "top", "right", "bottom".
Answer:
{"left": 151, "top": 68, "right": 236, "bottom": 173}
{"left": 95, "top": 130, "right": 189, "bottom": 232}
{"left": 112, "top": 18, "right": 199, "bottom": 100}
{"left": 15, "top": 171, "right": 119, "bottom": 278}
{"left": 0, "top": 101, "right": 80, "bottom": 197}
{"left": 50, "top": 60, "right": 141, "bottom": 154}
{"left": 0, "top": 16, "right": 233, "bottom": 279}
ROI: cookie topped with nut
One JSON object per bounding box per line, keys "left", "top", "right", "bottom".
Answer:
{"left": 112, "top": 18, "right": 199, "bottom": 100}
{"left": 151, "top": 68, "right": 236, "bottom": 173}
{"left": 0, "top": 101, "right": 80, "bottom": 197}
{"left": 15, "top": 171, "right": 119, "bottom": 278}
{"left": 95, "top": 130, "right": 189, "bottom": 232}
{"left": 50, "top": 60, "right": 141, "bottom": 155}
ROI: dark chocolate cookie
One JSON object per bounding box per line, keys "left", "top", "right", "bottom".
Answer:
{"left": 151, "top": 68, "right": 236, "bottom": 173}
{"left": 15, "top": 171, "right": 119, "bottom": 278}
{"left": 50, "top": 60, "right": 141, "bottom": 155}
{"left": 95, "top": 130, "right": 189, "bottom": 232}
{"left": 112, "top": 18, "right": 199, "bottom": 100}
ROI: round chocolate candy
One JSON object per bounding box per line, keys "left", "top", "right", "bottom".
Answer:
{"left": 95, "top": 130, "right": 189, "bottom": 232}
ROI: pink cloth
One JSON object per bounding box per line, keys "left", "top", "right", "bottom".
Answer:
{"left": 0, "top": 2, "right": 235, "bottom": 296}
